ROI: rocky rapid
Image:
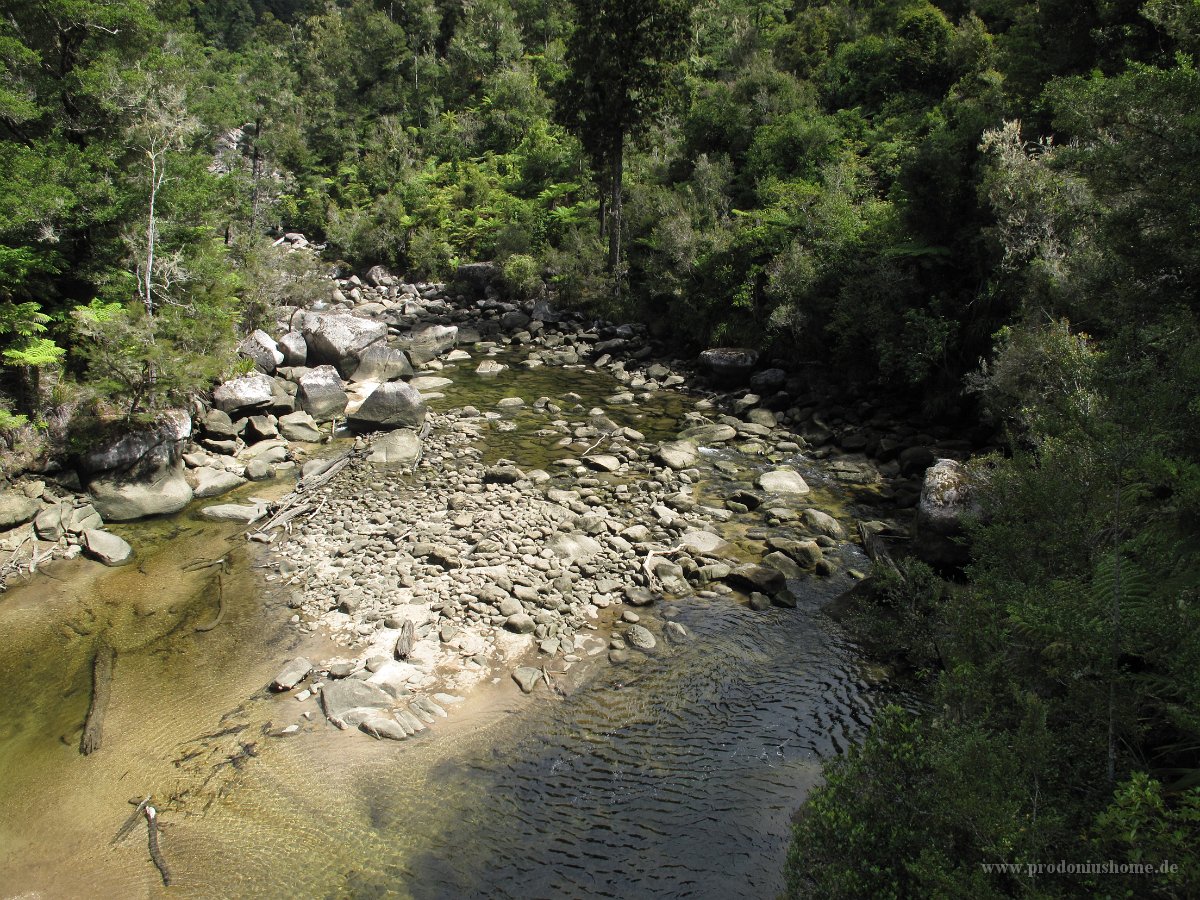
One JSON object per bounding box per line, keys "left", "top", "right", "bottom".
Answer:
{"left": 0, "top": 253, "right": 972, "bottom": 897}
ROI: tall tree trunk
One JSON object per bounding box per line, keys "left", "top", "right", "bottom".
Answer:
{"left": 145, "top": 149, "right": 160, "bottom": 319}
{"left": 249, "top": 119, "right": 263, "bottom": 231}
{"left": 608, "top": 137, "right": 623, "bottom": 277}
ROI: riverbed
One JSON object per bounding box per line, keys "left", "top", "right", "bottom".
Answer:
{"left": 0, "top": 350, "right": 895, "bottom": 899}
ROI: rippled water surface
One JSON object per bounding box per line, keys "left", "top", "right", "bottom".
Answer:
{"left": 404, "top": 588, "right": 880, "bottom": 900}
{"left": 0, "top": 352, "right": 893, "bottom": 899}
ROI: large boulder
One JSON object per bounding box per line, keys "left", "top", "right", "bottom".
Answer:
{"left": 321, "top": 679, "right": 394, "bottom": 725}
{"left": 296, "top": 365, "right": 348, "bottom": 423}
{"left": 750, "top": 368, "right": 788, "bottom": 392}
{"left": 33, "top": 503, "right": 67, "bottom": 541}
{"left": 365, "top": 264, "right": 393, "bottom": 287}
{"left": 348, "top": 382, "right": 427, "bottom": 431}
{"left": 654, "top": 439, "right": 699, "bottom": 471}
{"left": 202, "top": 408, "right": 242, "bottom": 439}
{"left": 349, "top": 344, "right": 413, "bottom": 383}
{"left": 213, "top": 373, "right": 274, "bottom": 416}
{"left": 277, "top": 331, "right": 308, "bottom": 367}
{"left": 546, "top": 533, "right": 603, "bottom": 566}
{"left": 913, "top": 458, "right": 980, "bottom": 570}
{"left": 78, "top": 409, "right": 192, "bottom": 477}
{"left": 88, "top": 462, "right": 193, "bottom": 521}
{"left": 81, "top": 529, "right": 134, "bottom": 566}
{"left": 238, "top": 329, "right": 284, "bottom": 374}
{"left": 187, "top": 466, "right": 246, "bottom": 499}
{"left": 724, "top": 564, "right": 786, "bottom": 596}
{"left": 302, "top": 312, "right": 387, "bottom": 376}
{"left": 0, "top": 492, "right": 40, "bottom": 529}
{"left": 395, "top": 324, "right": 458, "bottom": 365}
{"left": 699, "top": 347, "right": 759, "bottom": 384}
{"left": 277, "top": 410, "right": 323, "bottom": 443}
{"left": 367, "top": 429, "right": 422, "bottom": 467}
{"left": 531, "top": 300, "right": 560, "bottom": 323}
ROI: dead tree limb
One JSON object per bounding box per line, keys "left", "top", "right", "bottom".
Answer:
{"left": 145, "top": 805, "right": 172, "bottom": 886}
{"left": 194, "top": 573, "right": 226, "bottom": 632}
{"left": 112, "top": 796, "right": 151, "bottom": 845}
{"left": 80, "top": 638, "right": 116, "bottom": 755}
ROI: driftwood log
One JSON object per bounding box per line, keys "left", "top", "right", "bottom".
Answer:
{"left": 242, "top": 446, "right": 367, "bottom": 543}
{"left": 112, "top": 796, "right": 151, "bottom": 845}
{"left": 394, "top": 619, "right": 415, "bottom": 659}
{"left": 194, "top": 573, "right": 226, "bottom": 632}
{"left": 80, "top": 638, "right": 115, "bottom": 755}
{"left": 145, "top": 805, "right": 172, "bottom": 886}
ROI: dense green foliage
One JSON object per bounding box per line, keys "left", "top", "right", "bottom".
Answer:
{"left": 0, "top": 1, "right": 1197, "bottom": 892}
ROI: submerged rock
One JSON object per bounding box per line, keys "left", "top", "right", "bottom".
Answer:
{"left": 198, "top": 502, "right": 266, "bottom": 523}
{"left": 626, "top": 624, "right": 657, "bottom": 651}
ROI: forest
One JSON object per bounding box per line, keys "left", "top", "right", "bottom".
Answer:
{"left": 1, "top": 0, "right": 1198, "bottom": 895}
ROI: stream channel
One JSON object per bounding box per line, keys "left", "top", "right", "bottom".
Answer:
{"left": 0, "top": 352, "right": 897, "bottom": 899}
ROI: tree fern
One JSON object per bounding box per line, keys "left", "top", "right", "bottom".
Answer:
{"left": 1, "top": 336, "right": 64, "bottom": 367}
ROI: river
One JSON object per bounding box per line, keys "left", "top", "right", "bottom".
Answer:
{"left": 0, "top": 352, "right": 894, "bottom": 898}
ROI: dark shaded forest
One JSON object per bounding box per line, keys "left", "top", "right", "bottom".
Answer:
{"left": 2, "top": 0, "right": 1198, "bottom": 895}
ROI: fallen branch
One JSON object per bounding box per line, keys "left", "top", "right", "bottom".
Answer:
{"left": 80, "top": 638, "right": 116, "bottom": 755}
{"left": 112, "top": 796, "right": 151, "bottom": 845}
{"left": 581, "top": 432, "right": 612, "bottom": 457}
{"left": 182, "top": 556, "right": 229, "bottom": 574}
{"left": 145, "top": 805, "right": 172, "bottom": 886}
{"left": 0, "top": 535, "right": 34, "bottom": 590}
{"left": 194, "top": 573, "right": 226, "bottom": 632}
{"left": 641, "top": 545, "right": 685, "bottom": 592}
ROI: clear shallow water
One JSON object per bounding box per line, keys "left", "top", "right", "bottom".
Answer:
{"left": 403, "top": 589, "right": 882, "bottom": 900}
{"left": 0, "top": 351, "right": 893, "bottom": 899}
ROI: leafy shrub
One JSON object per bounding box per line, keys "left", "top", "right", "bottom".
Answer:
{"left": 501, "top": 253, "right": 541, "bottom": 300}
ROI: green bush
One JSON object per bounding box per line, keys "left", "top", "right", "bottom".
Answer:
{"left": 500, "top": 253, "right": 542, "bottom": 300}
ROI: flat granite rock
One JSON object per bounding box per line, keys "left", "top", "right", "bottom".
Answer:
{"left": 360, "top": 716, "right": 408, "bottom": 741}
{"left": 321, "top": 679, "right": 394, "bottom": 722}
{"left": 271, "top": 657, "right": 313, "bottom": 692}
{"left": 81, "top": 529, "right": 134, "bottom": 566}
